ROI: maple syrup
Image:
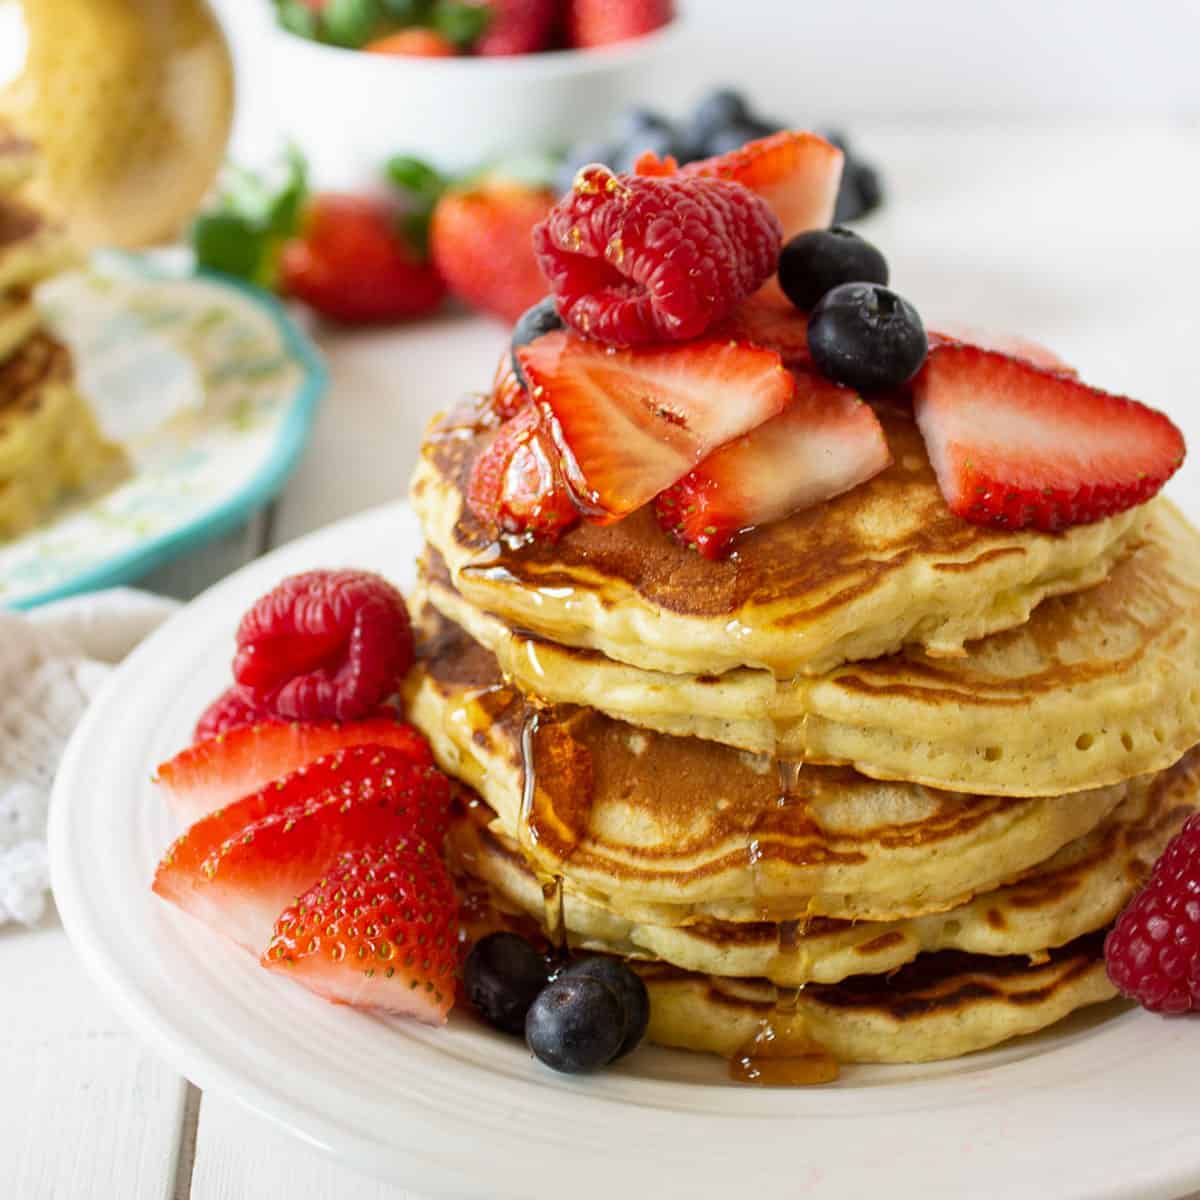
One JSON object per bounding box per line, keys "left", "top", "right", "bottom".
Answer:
{"left": 729, "top": 1017, "right": 840, "bottom": 1086}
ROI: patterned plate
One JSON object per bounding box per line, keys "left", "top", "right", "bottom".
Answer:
{"left": 0, "top": 253, "right": 325, "bottom": 608}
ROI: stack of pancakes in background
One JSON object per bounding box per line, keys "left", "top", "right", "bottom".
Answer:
{"left": 0, "top": 123, "right": 122, "bottom": 539}
{"left": 407, "top": 390, "right": 1200, "bottom": 1077}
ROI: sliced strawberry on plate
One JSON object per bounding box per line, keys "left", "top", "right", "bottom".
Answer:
{"left": 913, "top": 343, "right": 1185, "bottom": 531}
{"left": 928, "top": 323, "right": 1074, "bottom": 375}
{"left": 467, "top": 404, "right": 579, "bottom": 537}
{"left": 516, "top": 330, "right": 794, "bottom": 521}
{"left": 717, "top": 290, "right": 812, "bottom": 365}
{"left": 156, "top": 717, "right": 433, "bottom": 826}
{"left": 654, "top": 367, "right": 890, "bottom": 558}
{"left": 153, "top": 747, "right": 449, "bottom": 954}
{"left": 263, "top": 837, "right": 458, "bottom": 1024}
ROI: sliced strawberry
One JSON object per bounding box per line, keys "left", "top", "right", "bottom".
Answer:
{"left": 156, "top": 717, "right": 433, "bottom": 827}
{"left": 466, "top": 404, "right": 579, "bottom": 537}
{"left": 655, "top": 368, "right": 890, "bottom": 558}
{"left": 913, "top": 343, "right": 1185, "bottom": 531}
{"left": 929, "top": 323, "right": 1074, "bottom": 375}
{"left": 153, "top": 748, "right": 449, "bottom": 954}
{"left": 491, "top": 352, "right": 527, "bottom": 421}
{"left": 516, "top": 330, "right": 794, "bottom": 521}
{"left": 717, "top": 290, "right": 812, "bottom": 365}
{"left": 263, "top": 837, "right": 457, "bottom": 1024}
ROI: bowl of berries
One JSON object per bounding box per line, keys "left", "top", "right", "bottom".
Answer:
{"left": 266, "top": 0, "right": 682, "bottom": 185}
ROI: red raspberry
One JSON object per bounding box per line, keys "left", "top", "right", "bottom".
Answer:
{"left": 193, "top": 685, "right": 274, "bottom": 743}
{"left": 233, "top": 570, "right": 414, "bottom": 723}
{"left": 1105, "top": 812, "right": 1200, "bottom": 1013}
{"left": 532, "top": 165, "right": 781, "bottom": 347}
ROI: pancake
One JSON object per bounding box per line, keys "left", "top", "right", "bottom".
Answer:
{"left": 412, "top": 392, "right": 1144, "bottom": 678}
{"left": 0, "top": 199, "right": 79, "bottom": 292}
{"left": 0, "top": 289, "right": 40, "bottom": 364}
{"left": 446, "top": 746, "right": 1199, "bottom": 986}
{"left": 406, "top": 608, "right": 1131, "bottom": 924}
{"left": 419, "top": 498, "right": 1200, "bottom": 797}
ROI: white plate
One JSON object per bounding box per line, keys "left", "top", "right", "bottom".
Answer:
{"left": 49, "top": 501, "right": 1200, "bottom": 1199}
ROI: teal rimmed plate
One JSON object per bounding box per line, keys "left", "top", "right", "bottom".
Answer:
{"left": 0, "top": 252, "right": 326, "bottom": 609}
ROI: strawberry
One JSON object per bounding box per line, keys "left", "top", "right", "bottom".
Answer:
{"left": 928, "top": 323, "right": 1074, "bottom": 375}
{"left": 913, "top": 343, "right": 1186, "bottom": 531}
{"left": 263, "top": 838, "right": 458, "bottom": 1024}
{"left": 491, "top": 351, "right": 528, "bottom": 421}
{"left": 717, "top": 290, "right": 812, "bottom": 365}
{"left": 517, "top": 331, "right": 794, "bottom": 521}
{"left": 567, "top": 0, "right": 673, "bottom": 48}
{"left": 365, "top": 29, "right": 457, "bottom": 55}
{"left": 430, "top": 176, "right": 555, "bottom": 323}
{"left": 466, "top": 404, "right": 578, "bottom": 536}
{"left": 153, "top": 747, "right": 450, "bottom": 954}
{"left": 655, "top": 368, "right": 891, "bottom": 558}
{"left": 155, "top": 717, "right": 434, "bottom": 826}
{"left": 476, "top": 0, "right": 558, "bottom": 55}
{"left": 280, "top": 193, "right": 446, "bottom": 323}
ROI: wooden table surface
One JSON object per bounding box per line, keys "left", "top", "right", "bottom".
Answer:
{"left": 4, "top": 122, "right": 1200, "bottom": 1199}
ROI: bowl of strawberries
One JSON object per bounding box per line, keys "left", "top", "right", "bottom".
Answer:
{"left": 267, "top": 0, "right": 682, "bottom": 186}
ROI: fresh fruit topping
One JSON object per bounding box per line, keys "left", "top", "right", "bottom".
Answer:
{"left": 279, "top": 193, "right": 447, "bottom": 323}
{"left": 778, "top": 226, "right": 889, "bottom": 312}
{"left": 491, "top": 353, "right": 528, "bottom": 421}
{"left": 467, "top": 404, "right": 579, "bottom": 536}
{"left": 364, "top": 28, "right": 457, "bottom": 54}
{"left": 153, "top": 748, "right": 448, "bottom": 953}
{"left": 680, "top": 130, "right": 844, "bottom": 243}
{"left": 193, "top": 686, "right": 274, "bottom": 744}
{"left": 565, "top": 0, "right": 674, "bottom": 49}
{"left": 263, "top": 837, "right": 458, "bottom": 1023}
{"left": 559, "top": 957, "right": 649, "bottom": 1059}
{"left": 654, "top": 368, "right": 890, "bottom": 558}
{"left": 510, "top": 295, "right": 564, "bottom": 386}
{"left": 475, "top": 0, "right": 558, "bottom": 54}
{"left": 929, "top": 323, "right": 1074, "bottom": 374}
{"left": 157, "top": 716, "right": 433, "bottom": 826}
{"left": 430, "top": 175, "right": 556, "bottom": 323}
{"left": 233, "top": 570, "right": 414, "bottom": 723}
{"left": 717, "top": 291, "right": 812, "bottom": 365}
{"left": 1105, "top": 813, "right": 1200, "bottom": 1014}
{"left": 807, "top": 282, "right": 927, "bottom": 392}
{"left": 525, "top": 973, "right": 626, "bottom": 1073}
{"left": 683, "top": 88, "right": 762, "bottom": 161}
{"left": 517, "top": 330, "right": 794, "bottom": 520}
{"left": 822, "top": 129, "right": 885, "bottom": 224}
{"left": 913, "top": 343, "right": 1186, "bottom": 531}
{"left": 533, "top": 165, "right": 781, "bottom": 347}
{"left": 464, "top": 931, "right": 552, "bottom": 1034}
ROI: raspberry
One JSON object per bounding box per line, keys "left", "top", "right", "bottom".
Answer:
{"left": 232, "top": 570, "right": 414, "bottom": 723}
{"left": 532, "top": 165, "right": 781, "bottom": 347}
{"left": 1104, "top": 812, "right": 1200, "bottom": 1013}
{"left": 193, "top": 685, "right": 274, "bottom": 743}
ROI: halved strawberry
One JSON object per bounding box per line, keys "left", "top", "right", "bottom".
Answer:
{"left": 655, "top": 367, "right": 890, "bottom": 557}
{"left": 156, "top": 717, "right": 433, "bottom": 826}
{"left": 717, "top": 290, "right": 812, "bottom": 365}
{"left": 466, "top": 404, "right": 579, "bottom": 537}
{"left": 929, "top": 323, "right": 1074, "bottom": 375}
{"left": 263, "top": 837, "right": 457, "bottom": 1024}
{"left": 913, "top": 343, "right": 1185, "bottom": 531}
{"left": 153, "top": 748, "right": 449, "bottom": 954}
{"left": 516, "top": 330, "right": 794, "bottom": 521}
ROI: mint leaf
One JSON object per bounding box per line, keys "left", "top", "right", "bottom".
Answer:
{"left": 431, "top": 0, "right": 491, "bottom": 49}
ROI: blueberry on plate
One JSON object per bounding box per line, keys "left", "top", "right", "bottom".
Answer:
{"left": 614, "top": 107, "right": 676, "bottom": 143}
{"left": 560, "top": 957, "right": 649, "bottom": 1059}
{"left": 464, "top": 932, "right": 551, "bottom": 1036}
{"left": 684, "top": 87, "right": 750, "bottom": 154}
{"left": 510, "top": 296, "right": 564, "bottom": 385}
{"left": 525, "top": 975, "right": 626, "bottom": 1074}
{"left": 778, "top": 227, "right": 889, "bottom": 313}
{"left": 807, "top": 282, "right": 927, "bottom": 392}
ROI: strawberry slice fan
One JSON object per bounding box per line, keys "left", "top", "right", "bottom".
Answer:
{"left": 155, "top": 126, "right": 1200, "bottom": 1085}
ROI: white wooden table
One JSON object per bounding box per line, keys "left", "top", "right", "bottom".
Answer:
{"left": 4, "top": 123, "right": 1200, "bottom": 1200}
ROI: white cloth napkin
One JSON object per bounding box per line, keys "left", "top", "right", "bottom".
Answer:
{"left": 0, "top": 588, "right": 179, "bottom": 926}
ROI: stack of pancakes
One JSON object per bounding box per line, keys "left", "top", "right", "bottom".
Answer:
{"left": 0, "top": 125, "right": 122, "bottom": 539}
{"left": 407, "top": 390, "right": 1200, "bottom": 1073}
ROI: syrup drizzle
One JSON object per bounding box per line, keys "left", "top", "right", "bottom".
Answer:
{"left": 519, "top": 711, "right": 568, "bottom": 958}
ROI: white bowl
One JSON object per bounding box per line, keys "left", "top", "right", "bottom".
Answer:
{"left": 265, "top": 18, "right": 685, "bottom": 187}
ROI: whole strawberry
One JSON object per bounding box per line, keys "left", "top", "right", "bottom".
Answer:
{"left": 567, "top": 0, "right": 673, "bottom": 48}
{"left": 476, "top": 0, "right": 558, "bottom": 55}
{"left": 1105, "top": 812, "right": 1200, "bottom": 1014}
{"left": 280, "top": 193, "right": 447, "bottom": 323}
{"left": 430, "top": 175, "right": 556, "bottom": 322}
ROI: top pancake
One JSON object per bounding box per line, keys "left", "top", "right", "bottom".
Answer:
{"left": 412, "top": 393, "right": 1144, "bottom": 678}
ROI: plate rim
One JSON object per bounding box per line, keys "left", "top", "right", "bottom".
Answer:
{"left": 7, "top": 262, "right": 327, "bottom": 611}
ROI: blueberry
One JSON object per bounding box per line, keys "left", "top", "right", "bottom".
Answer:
{"left": 854, "top": 163, "right": 884, "bottom": 217}
{"left": 615, "top": 107, "right": 675, "bottom": 143}
{"left": 610, "top": 126, "right": 680, "bottom": 175}
{"left": 778, "top": 227, "right": 889, "bottom": 313}
{"left": 684, "top": 87, "right": 750, "bottom": 153}
{"left": 807, "top": 283, "right": 927, "bottom": 392}
{"left": 560, "top": 958, "right": 649, "bottom": 1059}
{"left": 525, "top": 976, "right": 626, "bottom": 1074}
{"left": 510, "top": 297, "right": 564, "bottom": 386}
{"left": 834, "top": 159, "right": 887, "bottom": 224}
{"left": 557, "top": 140, "right": 615, "bottom": 195}
{"left": 464, "top": 932, "right": 551, "bottom": 1036}
{"left": 700, "top": 122, "right": 764, "bottom": 158}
